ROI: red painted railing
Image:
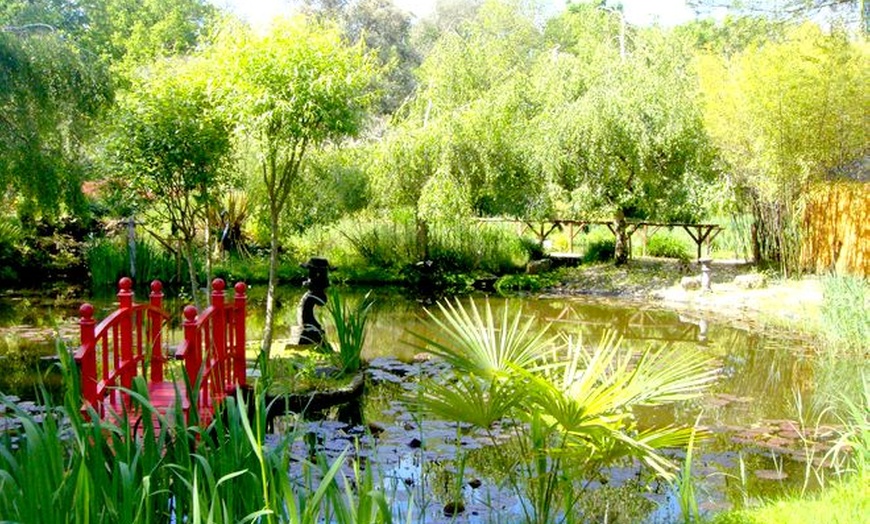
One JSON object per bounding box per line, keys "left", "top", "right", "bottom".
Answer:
{"left": 75, "top": 277, "right": 247, "bottom": 427}
{"left": 176, "top": 279, "right": 248, "bottom": 423}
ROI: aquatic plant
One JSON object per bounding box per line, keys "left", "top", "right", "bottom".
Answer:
{"left": 324, "top": 288, "right": 375, "bottom": 375}
{"left": 0, "top": 351, "right": 394, "bottom": 524}
{"left": 406, "top": 298, "right": 719, "bottom": 523}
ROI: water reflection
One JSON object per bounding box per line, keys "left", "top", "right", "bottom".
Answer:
{"left": 0, "top": 283, "right": 860, "bottom": 518}
{"left": 0, "top": 285, "right": 828, "bottom": 419}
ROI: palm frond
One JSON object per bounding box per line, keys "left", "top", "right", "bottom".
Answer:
{"left": 407, "top": 298, "right": 556, "bottom": 378}
{"left": 407, "top": 374, "right": 522, "bottom": 429}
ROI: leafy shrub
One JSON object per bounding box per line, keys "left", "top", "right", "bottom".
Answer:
{"left": 0, "top": 218, "right": 23, "bottom": 282}
{"left": 582, "top": 238, "right": 615, "bottom": 263}
{"left": 213, "top": 253, "right": 306, "bottom": 284}
{"left": 518, "top": 236, "right": 545, "bottom": 260}
{"left": 646, "top": 233, "right": 692, "bottom": 261}
{"left": 334, "top": 209, "right": 418, "bottom": 270}
{"left": 294, "top": 210, "right": 528, "bottom": 285}
{"left": 494, "top": 273, "right": 558, "bottom": 294}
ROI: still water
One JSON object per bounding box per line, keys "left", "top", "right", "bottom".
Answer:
{"left": 0, "top": 283, "right": 861, "bottom": 520}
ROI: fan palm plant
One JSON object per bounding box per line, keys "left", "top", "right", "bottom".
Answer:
{"left": 406, "top": 298, "right": 719, "bottom": 524}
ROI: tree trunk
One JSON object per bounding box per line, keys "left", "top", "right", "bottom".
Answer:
{"left": 204, "top": 214, "right": 212, "bottom": 306}
{"left": 613, "top": 208, "right": 629, "bottom": 266}
{"left": 261, "top": 208, "right": 280, "bottom": 358}
{"left": 416, "top": 216, "right": 429, "bottom": 261}
{"left": 183, "top": 239, "right": 201, "bottom": 310}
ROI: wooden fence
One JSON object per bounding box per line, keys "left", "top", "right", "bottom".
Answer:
{"left": 801, "top": 181, "right": 869, "bottom": 276}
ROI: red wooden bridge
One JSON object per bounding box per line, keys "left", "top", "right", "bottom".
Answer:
{"left": 74, "top": 277, "right": 248, "bottom": 428}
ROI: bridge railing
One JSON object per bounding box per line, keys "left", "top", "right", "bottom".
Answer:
{"left": 75, "top": 278, "right": 171, "bottom": 415}
{"left": 75, "top": 277, "right": 247, "bottom": 424}
{"left": 176, "top": 279, "right": 247, "bottom": 418}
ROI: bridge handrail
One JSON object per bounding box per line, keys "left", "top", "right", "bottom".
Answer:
{"left": 75, "top": 278, "right": 170, "bottom": 413}
{"left": 77, "top": 277, "right": 247, "bottom": 423}
{"left": 175, "top": 279, "right": 247, "bottom": 417}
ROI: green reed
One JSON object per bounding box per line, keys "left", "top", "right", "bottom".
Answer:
{"left": 820, "top": 274, "right": 869, "bottom": 354}
{"left": 324, "top": 288, "right": 375, "bottom": 375}
{"left": 0, "top": 347, "right": 395, "bottom": 524}
{"left": 86, "top": 236, "right": 181, "bottom": 288}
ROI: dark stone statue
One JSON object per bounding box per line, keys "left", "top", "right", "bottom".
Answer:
{"left": 297, "top": 257, "right": 332, "bottom": 345}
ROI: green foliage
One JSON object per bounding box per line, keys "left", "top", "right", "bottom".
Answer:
{"left": 820, "top": 275, "right": 870, "bottom": 354}
{"left": 646, "top": 232, "right": 693, "bottom": 261}
{"left": 428, "top": 223, "right": 527, "bottom": 275}
{"left": 494, "top": 273, "right": 558, "bottom": 294}
{"left": 1, "top": 0, "right": 217, "bottom": 67}
{"left": 0, "top": 355, "right": 393, "bottom": 524}
{"left": 324, "top": 288, "right": 374, "bottom": 375}
{"left": 518, "top": 235, "right": 545, "bottom": 260}
{"left": 85, "top": 236, "right": 180, "bottom": 288}
{"left": 709, "top": 475, "right": 869, "bottom": 524}
{"left": 368, "top": 1, "right": 554, "bottom": 222}
{"left": 208, "top": 14, "right": 380, "bottom": 353}
{"left": 208, "top": 190, "right": 252, "bottom": 256}
{"left": 337, "top": 209, "right": 419, "bottom": 271}
{"left": 582, "top": 237, "right": 616, "bottom": 264}
{"left": 303, "top": 0, "right": 421, "bottom": 115}
{"left": 296, "top": 210, "right": 526, "bottom": 288}
{"left": 108, "top": 54, "right": 234, "bottom": 306}
{"left": 697, "top": 23, "right": 868, "bottom": 274}
{"left": 406, "top": 300, "right": 718, "bottom": 522}
{"left": 213, "top": 253, "right": 306, "bottom": 285}
{"left": 0, "top": 23, "right": 111, "bottom": 218}
{"left": 0, "top": 216, "right": 23, "bottom": 281}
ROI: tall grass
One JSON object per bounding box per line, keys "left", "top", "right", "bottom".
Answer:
{"left": 645, "top": 231, "right": 693, "bottom": 261}
{"left": 711, "top": 377, "right": 868, "bottom": 524}
{"left": 86, "top": 236, "right": 181, "bottom": 288}
{"left": 820, "top": 274, "right": 869, "bottom": 354}
{"left": 0, "top": 348, "right": 394, "bottom": 524}
{"left": 291, "top": 209, "right": 528, "bottom": 282}
{"left": 324, "top": 288, "right": 375, "bottom": 375}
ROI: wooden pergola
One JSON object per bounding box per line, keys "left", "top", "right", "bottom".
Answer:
{"left": 477, "top": 218, "right": 723, "bottom": 260}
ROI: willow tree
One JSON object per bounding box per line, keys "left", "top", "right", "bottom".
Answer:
{"left": 537, "top": 9, "right": 716, "bottom": 264}
{"left": 0, "top": 24, "right": 111, "bottom": 219}
{"left": 212, "top": 17, "right": 378, "bottom": 355}
{"left": 696, "top": 23, "right": 868, "bottom": 273}
{"left": 368, "top": 0, "right": 547, "bottom": 257}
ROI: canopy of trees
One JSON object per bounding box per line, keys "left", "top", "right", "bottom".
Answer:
{"left": 0, "top": 0, "right": 866, "bottom": 295}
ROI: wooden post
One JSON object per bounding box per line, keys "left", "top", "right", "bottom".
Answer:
{"left": 182, "top": 305, "right": 200, "bottom": 393}
{"left": 211, "top": 279, "right": 226, "bottom": 394}
{"left": 117, "top": 277, "right": 134, "bottom": 395}
{"left": 78, "top": 303, "right": 97, "bottom": 409}
{"left": 233, "top": 282, "right": 247, "bottom": 389}
{"left": 568, "top": 222, "right": 574, "bottom": 253}
{"left": 149, "top": 280, "right": 164, "bottom": 383}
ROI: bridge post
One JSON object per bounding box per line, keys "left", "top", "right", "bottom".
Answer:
{"left": 149, "top": 280, "right": 164, "bottom": 382}
{"left": 78, "top": 303, "right": 97, "bottom": 409}
{"left": 211, "top": 279, "right": 226, "bottom": 394}
{"left": 233, "top": 282, "right": 247, "bottom": 389}
{"left": 182, "top": 305, "right": 200, "bottom": 393}
{"left": 118, "top": 277, "right": 135, "bottom": 396}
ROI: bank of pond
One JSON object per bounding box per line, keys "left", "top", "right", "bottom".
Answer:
{"left": 0, "top": 284, "right": 864, "bottom": 523}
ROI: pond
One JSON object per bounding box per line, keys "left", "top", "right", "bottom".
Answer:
{"left": 0, "top": 283, "right": 861, "bottom": 522}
